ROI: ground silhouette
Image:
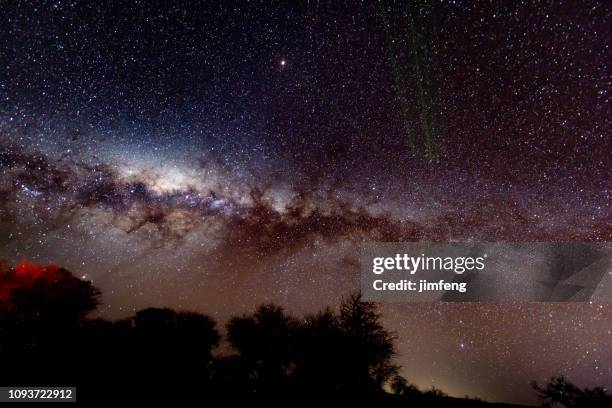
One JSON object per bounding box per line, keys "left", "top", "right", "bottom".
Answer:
{"left": 1, "top": 261, "right": 609, "bottom": 406}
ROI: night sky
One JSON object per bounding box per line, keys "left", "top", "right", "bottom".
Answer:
{"left": 1, "top": 1, "right": 610, "bottom": 404}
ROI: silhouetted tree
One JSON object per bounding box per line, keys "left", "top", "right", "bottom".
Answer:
{"left": 124, "top": 307, "right": 221, "bottom": 389}
{"left": 222, "top": 292, "right": 400, "bottom": 397}
{"left": 390, "top": 374, "right": 422, "bottom": 398}
{"left": 132, "top": 307, "right": 219, "bottom": 355}
{"left": 531, "top": 376, "right": 611, "bottom": 408}
{"left": 0, "top": 260, "right": 99, "bottom": 324}
{"left": 0, "top": 259, "right": 100, "bottom": 359}
{"left": 226, "top": 304, "right": 298, "bottom": 394}
{"left": 337, "top": 292, "right": 398, "bottom": 392}
{"left": 293, "top": 307, "right": 345, "bottom": 392}
{"left": 0, "top": 260, "right": 101, "bottom": 388}
{"left": 424, "top": 386, "right": 448, "bottom": 398}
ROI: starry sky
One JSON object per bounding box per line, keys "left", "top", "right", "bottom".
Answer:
{"left": 0, "top": 0, "right": 610, "bottom": 404}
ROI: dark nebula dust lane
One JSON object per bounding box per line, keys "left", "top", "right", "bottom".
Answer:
{"left": 1, "top": 0, "right": 611, "bottom": 405}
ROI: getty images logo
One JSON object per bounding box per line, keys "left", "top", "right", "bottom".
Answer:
{"left": 372, "top": 253, "right": 487, "bottom": 275}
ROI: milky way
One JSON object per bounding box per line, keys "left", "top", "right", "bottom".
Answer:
{"left": 1, "top": 0, "right": 611, "bottom": 405}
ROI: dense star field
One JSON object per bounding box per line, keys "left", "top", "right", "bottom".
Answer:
{"left": 0, "top": 1, "right": 610, "bottom": 404}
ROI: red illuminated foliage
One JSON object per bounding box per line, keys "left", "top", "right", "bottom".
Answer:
{"left": 0, "top": 260, "right": 100, "bottom": 322}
